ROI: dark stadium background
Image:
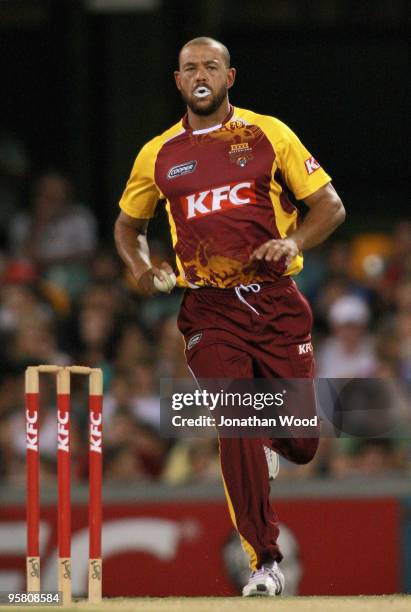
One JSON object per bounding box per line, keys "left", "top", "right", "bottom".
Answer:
{"left": 1, "top": 0, "right": 408, "bottom": 235}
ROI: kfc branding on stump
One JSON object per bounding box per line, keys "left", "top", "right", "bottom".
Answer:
{"left": 183, "top": 181, "right": 256, "bottom": 219}
{"left": 26, "top": 410, "right": 39, "bottom": 452}
{"left": 90, "top": 411, "right": 102, "bottom": 454}
{"left": 25, "top": 365, "right": 103, "bottom": 605}
{"left": 57, "top": 411, "right": 70, "bottom": 453}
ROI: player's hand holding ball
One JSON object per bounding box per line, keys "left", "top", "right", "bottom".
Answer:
{"left": 135, "top": 262, "right": 176, "bottom": 295}
{"left": 153, "top": 267, "right": 177, "bottom": 292}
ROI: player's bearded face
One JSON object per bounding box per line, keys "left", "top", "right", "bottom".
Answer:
{"left": 180, "top": 82, "right": 228, "bottom": 116}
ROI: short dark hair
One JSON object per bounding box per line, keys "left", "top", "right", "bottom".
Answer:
{"left": 179, "top": 37, "right": 230, "bottom": 68}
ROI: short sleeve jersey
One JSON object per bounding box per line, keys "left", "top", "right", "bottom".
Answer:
{"left": 119, "top": 106, "right": 331, "bottom": 288}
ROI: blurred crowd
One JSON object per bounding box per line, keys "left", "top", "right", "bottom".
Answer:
{"left": 0, "top": 156, "right": 410, "bottom": 487}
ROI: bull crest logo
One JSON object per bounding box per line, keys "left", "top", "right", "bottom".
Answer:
{"left": 229, "top": 142, "right": 253, "bottom": 167}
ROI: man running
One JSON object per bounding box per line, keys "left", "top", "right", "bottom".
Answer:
{"left": 114, "top": 36, "right": 345, "bottom": 597}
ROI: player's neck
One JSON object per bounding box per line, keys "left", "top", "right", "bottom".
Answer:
{"left": 187, "top": 99, "right": 231, "bottom": 131}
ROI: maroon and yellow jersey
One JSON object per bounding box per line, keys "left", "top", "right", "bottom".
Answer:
{"left": 119, "top": 106, "right": 331, "bottom": 288}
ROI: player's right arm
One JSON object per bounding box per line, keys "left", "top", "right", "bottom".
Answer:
{"left": 114, "top": 138, "right": 173, "bottom": 295}
{"left": 114, "top": 213, "right": 154, "bottom": 295}
{"left": 114, "top": 212, "right": 173, "bottom": 295}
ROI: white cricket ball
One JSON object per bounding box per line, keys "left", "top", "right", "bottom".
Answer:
{"left": 153, "top": 271, "right": 177, "bottom": 293}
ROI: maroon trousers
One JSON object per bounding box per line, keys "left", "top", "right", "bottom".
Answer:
{"left": 177, "top": 278, "right": 319, "bottom": 569}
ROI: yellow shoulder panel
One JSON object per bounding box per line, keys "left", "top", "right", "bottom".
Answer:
{"left": 232, "top": 107, "right": 331, "bottom": 201}
{"left": 119, "top": 121, "right": 184, "bottom": 219}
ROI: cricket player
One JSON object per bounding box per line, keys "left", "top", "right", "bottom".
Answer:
{"left": 114, "top": 37, "right": 345, "bottom": 597}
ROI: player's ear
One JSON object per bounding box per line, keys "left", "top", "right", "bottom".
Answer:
{"left": 226, "top": 67, "right": 236, "bottom": 90}
{"left": 174, "top": 70, "right": 182, "bottom": 90}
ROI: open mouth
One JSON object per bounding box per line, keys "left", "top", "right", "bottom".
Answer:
{"left": 193, "top": 86, "right": 212, "bottom": 99}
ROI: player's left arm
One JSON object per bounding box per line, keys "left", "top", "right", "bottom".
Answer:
{"left": 250, "top": 183, "right": 345, "bottom": 265}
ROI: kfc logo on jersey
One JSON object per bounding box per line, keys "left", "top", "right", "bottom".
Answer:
{"left": 183, "top": 181, "right": 256, "bottom": 219}
{"left": 298, "top": 342, "right": 313, "bottom": 355}
{"left": 304, "top": 157, "right": 321, "bottom": 175}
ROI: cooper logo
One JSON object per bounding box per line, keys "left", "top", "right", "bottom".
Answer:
{"left": 304, "top": 157, "right": 321, "bottom": 175}
{"left": 183, "top": 181, "right": 256, "bottom": 219}
{"left": 167, "top": 160, "right": 197, "bottom": 179}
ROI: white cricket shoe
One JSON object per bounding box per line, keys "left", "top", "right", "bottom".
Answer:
{"left": 264, "top": 445, "right": 279, "bottom": 480}
{"left": 242, "top": 561, "right": 285, "bottom": 597}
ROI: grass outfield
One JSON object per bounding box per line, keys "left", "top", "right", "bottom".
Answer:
{"left": 0, "top": 596, "right": 410, "bottom": 612}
